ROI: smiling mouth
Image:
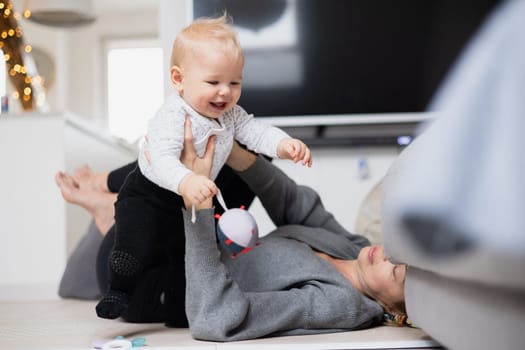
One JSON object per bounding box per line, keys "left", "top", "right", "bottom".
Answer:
{"left": 210, "top": 102, "right": 227, "bottom": 110}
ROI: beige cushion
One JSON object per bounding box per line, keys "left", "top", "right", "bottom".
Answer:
{"left": 354, "top": 179, "right": 384, "bottom": 245}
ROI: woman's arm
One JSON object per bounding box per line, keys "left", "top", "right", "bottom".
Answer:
{"left": 227, "top": 144, "right": 370, "bottom": 252}
{"left": 228, "top": 143, "right": 323, "bottom": 227}
{"left": 228, "top": 145, "right": 341, "bottom": 229}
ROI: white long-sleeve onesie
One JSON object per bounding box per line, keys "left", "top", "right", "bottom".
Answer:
{"left": 138, "top": 92, "right": 289, "bottom": 194}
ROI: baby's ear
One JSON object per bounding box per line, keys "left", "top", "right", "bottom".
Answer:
{"left": 170, "top": 65, "right": 184, "bottom": 93}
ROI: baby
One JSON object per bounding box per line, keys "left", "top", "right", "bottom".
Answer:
{"left": 96, "top": 14, "right": 312, "bottom": 320}
{"left": 139, "top": 15, "right": 311, "bottom": 203}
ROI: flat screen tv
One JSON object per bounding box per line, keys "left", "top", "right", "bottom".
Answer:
{"left": 192, "top": 0, "right": 500, "bottom": 146}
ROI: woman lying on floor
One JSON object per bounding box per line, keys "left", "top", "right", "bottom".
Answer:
{"left": 56, "top": 119, "right": 407, "bottom": 341}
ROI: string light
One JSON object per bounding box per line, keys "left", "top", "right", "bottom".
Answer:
{"left": 0, "top": 0, "right": 47, "bottom": 111}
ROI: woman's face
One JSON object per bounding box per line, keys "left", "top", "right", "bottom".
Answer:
{"left": 356, "top": 245, "right": 406, "bottom": 310}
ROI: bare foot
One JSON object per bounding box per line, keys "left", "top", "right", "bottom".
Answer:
{"left": 73, "top": 165, "right": 110, "bottom": 193}
{"left": 55, "top": 171, "right": 79, "bottom": 204}
{"left": 55, "top": 171, "right": 116, "bottom": 235}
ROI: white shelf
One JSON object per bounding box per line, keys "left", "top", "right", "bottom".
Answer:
{"left": 260, "top": 112, "right": 436, "bottom": 127}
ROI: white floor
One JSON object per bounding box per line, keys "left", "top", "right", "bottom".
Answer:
{"left": 0, "top": 299, "right": 441, "bottom": 350}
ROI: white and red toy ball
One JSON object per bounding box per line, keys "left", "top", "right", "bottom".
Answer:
{"left": 216, "top": 207, "right": 259, "bottom": 257}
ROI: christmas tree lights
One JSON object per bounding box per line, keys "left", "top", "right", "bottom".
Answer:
{"left": 0, "top": 0, "right": 46, "bottom": 112}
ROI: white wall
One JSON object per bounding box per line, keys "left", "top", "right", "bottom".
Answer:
{"left": 0, "top": 113, "right": 134, "bottom": 300}
{"left": 0, "top": 115, "right": 66, "bottom": 299}
{"left": 252, "top": 147, "right": 399, "bottom": 235}
{"left": 66, "top": 10, "right": 158, "bottom": 124}
{"left": 158, "top": 0, "right": 188, "bottom": 96}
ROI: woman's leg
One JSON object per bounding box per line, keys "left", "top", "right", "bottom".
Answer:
{"left": 59, "top": 220, "right": 104, "bottom": 299}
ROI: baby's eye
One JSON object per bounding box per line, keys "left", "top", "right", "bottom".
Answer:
{"left": 206, "top": 81, "right": 219, "bottom": 85}
{"left": 230, "top": 81, "right": 241, "bottom": 86}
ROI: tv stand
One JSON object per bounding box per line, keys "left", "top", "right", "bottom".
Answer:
{"left": 261, "top": 112, "right": 435, "bottom": 147}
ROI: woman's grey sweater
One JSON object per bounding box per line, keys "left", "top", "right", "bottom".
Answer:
{"left": 182, "top": 156, "right": 383, "bottom": 341}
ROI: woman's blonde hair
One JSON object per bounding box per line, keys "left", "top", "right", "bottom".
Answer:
{"left": 170, "top": 13, "right": 243, "bottom": 68}
{"left": 382, "top": 298, "right": 410, "bottom": 327}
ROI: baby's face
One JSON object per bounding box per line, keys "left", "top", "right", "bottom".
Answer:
{"left": 176, "top": 45, "right": 243, "bottom": 119}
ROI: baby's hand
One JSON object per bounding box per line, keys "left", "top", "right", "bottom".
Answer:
{"left": 179, "top": 173, "right": 218, "bottom": 205}
{"left": 277, "top": 138, "right": 312, "bottom": 167}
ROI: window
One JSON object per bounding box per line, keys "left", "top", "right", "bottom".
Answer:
{"left": 105, "top": 39, "right": 164, "bottom": 144}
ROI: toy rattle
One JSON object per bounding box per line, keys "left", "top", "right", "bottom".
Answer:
{"left": 214, "top": 190, "right": 259, "bottom": 257}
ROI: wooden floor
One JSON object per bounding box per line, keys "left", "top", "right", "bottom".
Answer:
{"left": 0, "top": 299, "right": 441, "bottom": 350}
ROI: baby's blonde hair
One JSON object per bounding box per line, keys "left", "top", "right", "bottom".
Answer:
{"left": 170, "top": 13, "right": 243, "bottom": 68}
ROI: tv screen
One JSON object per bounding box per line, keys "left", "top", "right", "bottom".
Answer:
{"left": 192, "top": 0, "right": 500, "bottom": 145}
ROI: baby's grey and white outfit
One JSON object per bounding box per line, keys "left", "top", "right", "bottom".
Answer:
{"left": 138, "top": 91, "right": 289, "bottom": 194}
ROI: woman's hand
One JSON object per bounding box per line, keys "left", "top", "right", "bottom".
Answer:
{"left": 180, "top": 116, "right": 215, "bottom": 177}
{"left": 180, "top": 116, "right": 217, "bottom": 209}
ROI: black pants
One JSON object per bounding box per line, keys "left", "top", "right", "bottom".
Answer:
{"left": 96, "top": 162, "right": 255, "bottom": 325}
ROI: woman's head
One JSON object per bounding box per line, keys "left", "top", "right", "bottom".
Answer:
{"left": 355, "top": 245, "right": 406, "bottom": 315}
